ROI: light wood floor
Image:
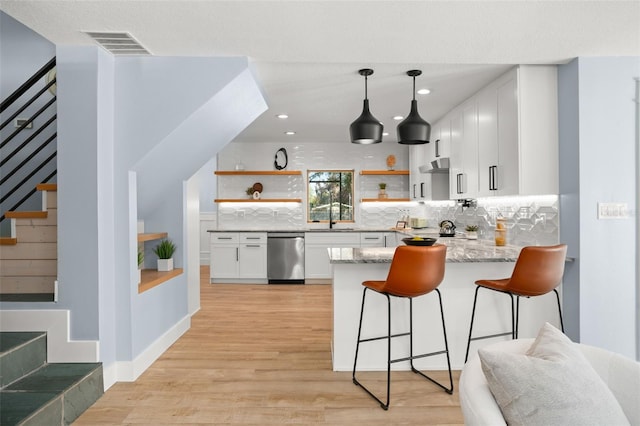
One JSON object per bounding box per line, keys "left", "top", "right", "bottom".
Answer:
{"left": 74, "top": 267, "right": 464, "bottom": 425}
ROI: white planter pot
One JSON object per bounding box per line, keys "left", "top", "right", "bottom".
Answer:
{"left": 157, "top": 258, "right": 174, "bottom": 272}
{"left": 466, "top": 231, "right": 478, "bottom": 240}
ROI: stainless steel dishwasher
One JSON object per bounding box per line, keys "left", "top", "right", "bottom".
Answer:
{"left": 267, "top": 232, "right": 305, "bottom": 284}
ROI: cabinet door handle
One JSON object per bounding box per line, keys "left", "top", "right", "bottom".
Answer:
{"left": 364, "top": 237, "right": 377, "bottom": 240}
{"left": 384, "top": 235, "right": 387, "bottom": 246}
{"left": 435, "top": 139, "right": 440, "bottom": 158}
{"left": 236, "top": 247, "right": 239, "bottom": 261}
{"left": 456, "top": 173, "right": 463, "bottom": 194}
{"left": 489, "top": 165, "right": 498, "bottom": 191}
{"left": 420, "top": 182, "right": 424, "bottom": 198}
{"left": 245, "top": 237, "right": 260, "bottom": 240}
{"left": 413, "top": 184, "right": 416, "bottom": 199}
{"left": 245, "top": 244, "right": 261, "bottom": 248}
{"left": 218, "top": 237, "right": 233, "bottom": 240}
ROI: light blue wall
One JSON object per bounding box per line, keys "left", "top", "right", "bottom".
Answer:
{"left": 559, "top": 57, "right": 639, "bottom": 359}
{"left": 112, "top": 57, "right": 267, "bottom": 359}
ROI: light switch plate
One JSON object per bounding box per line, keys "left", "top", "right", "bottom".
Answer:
{"left": 597, "top": 202, "right": 629, "bottom": 219}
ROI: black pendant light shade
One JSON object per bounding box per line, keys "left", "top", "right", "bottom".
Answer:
{"left": 350, "top": 69, "right": 383, "bottom": 144}
{"left": 397, "top": 70, "right": 430, "bottom": 145}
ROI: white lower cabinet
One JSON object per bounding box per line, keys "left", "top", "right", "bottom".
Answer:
{"left": 304, "top": 232, "right": 360, "bottom": 281}
{"left": 210, "top": 232, "right": 267, "bottom": 283}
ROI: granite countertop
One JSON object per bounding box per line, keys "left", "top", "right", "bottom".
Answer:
{"left": 328, "top": 238, "right": 523, "bottom": 264}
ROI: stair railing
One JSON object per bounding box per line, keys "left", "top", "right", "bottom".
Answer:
{"left": 0, "top": 57, "right": 57, "bottom": 223}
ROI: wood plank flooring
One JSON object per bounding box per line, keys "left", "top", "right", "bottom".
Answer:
{"left": 74, "top": 267, "right": 464, "bottom": 425}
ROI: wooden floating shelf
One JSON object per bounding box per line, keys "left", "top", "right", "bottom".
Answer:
{"left": 137, "top": 232, "right": 168, "bottom": 242}
{"left": 360, "top": 170, "right": 409, "bottom": 175}
{"left": 214, "top": 198, "right": 302, "bottom": 203}
{"left": 138, "top": 268, "right": 184, "bottom": 294}
{"left": 215, "top": 170, "right": 302, "bottom": 176}
{"left": 0, "top": 237, "right": 18, "bottom": 246}
{"left": 360, "top": 198, "right": 411, "bottom": 202}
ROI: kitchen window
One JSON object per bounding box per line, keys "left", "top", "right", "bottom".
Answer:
{"left": 307, "top": 170, "right": 354, "bottom": 223}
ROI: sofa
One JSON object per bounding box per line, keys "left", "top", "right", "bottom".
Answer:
{"left": 460, "top": 336, "right": 640, "bottom": 425}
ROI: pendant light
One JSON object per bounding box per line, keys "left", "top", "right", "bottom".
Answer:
{"left": 397, "top": 70, "right": 431, "bottom": 145}
{"left": 350, "top": 68, "right": 383, "bottom": 144}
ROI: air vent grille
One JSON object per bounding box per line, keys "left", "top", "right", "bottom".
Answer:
{"left": 84, "top": 32, "right": 151, "bottom": 55}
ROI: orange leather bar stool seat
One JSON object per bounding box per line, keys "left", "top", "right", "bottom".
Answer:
{"left": 464, "top": 244, "right": 568, "bottom": 362}
{"left": 352, "top": 244, "right": 453, "bottom": 410}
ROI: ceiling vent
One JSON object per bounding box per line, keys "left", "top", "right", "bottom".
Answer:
{"left": 84, "top": 32, "right": 151, "bottom": 56}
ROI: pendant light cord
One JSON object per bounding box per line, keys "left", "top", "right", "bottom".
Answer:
{"left": 364, "top": 74, "right": 368, "bottom": 100}
{"left": 412, "top": 75, "right": 416, "bottom": 101}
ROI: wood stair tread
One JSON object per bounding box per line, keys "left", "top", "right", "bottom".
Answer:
{"left": 35, "top": 183, "right": 57, "bottom": 191}
{"left": 4, "top": 211, "right": 48, "bottom": 219}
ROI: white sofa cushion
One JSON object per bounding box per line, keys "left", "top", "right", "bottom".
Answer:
{"left": 477, "top": 323, "right": 630, "bottom": 426}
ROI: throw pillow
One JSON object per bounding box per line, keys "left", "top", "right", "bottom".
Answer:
{"left": 478, "top": 323, "right": 630, "bottom": 426}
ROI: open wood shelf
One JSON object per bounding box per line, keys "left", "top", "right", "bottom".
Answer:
{"left": 138, "top": 268, "right": 184, "bottom": 293}
{"left": 137, "top": 232, "right": 168, "bottom": 242}
{"left": 215, "top": 170, "right": 302, "bottom": 176}
{"left": 4, "top": 211, "right": 48, "bottom": 219}
{"left": 214, "top": 198, "right": 302, "bottom": 203}
{"left": 360, "top": 170, "right": 409, "bottom": 175}
{"left": 360, "top": 198, "right": 411, "bottom": 202}
{"left": 36, "top": 183, "right": 58, "bottom": 191}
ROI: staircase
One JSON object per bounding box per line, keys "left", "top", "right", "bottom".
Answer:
{"left": 0, "top": 331, "right": 103, "bottom": 425}
{"left": 0, "top": 184, "right": 57, "bottom": 301}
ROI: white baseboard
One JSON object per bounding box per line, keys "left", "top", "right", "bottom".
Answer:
{"left": 112, "top": 314, "right": 191, "bottom": 384}
{"left": 0, "top": 310, "right": 99, "bottom": 363}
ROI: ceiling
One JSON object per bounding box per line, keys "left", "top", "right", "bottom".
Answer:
{"left": 2, "top": 1, "right": 639, "bottom": 144}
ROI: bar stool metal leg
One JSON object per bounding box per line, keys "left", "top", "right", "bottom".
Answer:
{"left": 464, "top": 287, "right": 517, "bottom": 363}
{"left": 553, "top": 289, "right": 564, "bottom": 332}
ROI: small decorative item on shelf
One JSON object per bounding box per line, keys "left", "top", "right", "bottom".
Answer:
{"left": 378, "top": 182, "right": 388, "bottom": 199}
{"left": 247, "top": 182, "right": 263, "bottom": 198}
{"left": 153, "top": 239, "right": 177, "bottom": 272}
{"left": 386, "top": 154, "right": 396, "bottom": 170}
{"left": 465, "top": 225, "right": 479, "bottom": 240}
{"left": 495, "top": 218, "right": 507, "bottom": 246}
{"left": 246, "top": 186, "right": 255, "bottom": 198}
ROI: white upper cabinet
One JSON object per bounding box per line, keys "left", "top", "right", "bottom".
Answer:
{"left": 449, "top": 65, "right": 558, "bottom": 199}
{"left": 449, "top": 100, "right": 479, "bottom": 199}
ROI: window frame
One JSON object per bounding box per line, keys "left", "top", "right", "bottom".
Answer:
{"left": 307, "top": 169, "right": 355, "bottom": 224}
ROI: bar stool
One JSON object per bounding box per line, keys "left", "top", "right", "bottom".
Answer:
{"left": 352, "top": 244, "right": 453, "bottom": 410}
{"left": 464, "top": 244, "right": 568, "bottom": 362}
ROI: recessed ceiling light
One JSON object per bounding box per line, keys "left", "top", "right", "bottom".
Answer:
{"left": 393, "top": 116, "right": 404, "bottom": 121}
{"left": 417, "top": 88, "right": 431, "bottom": 95}
{"left": 382, "top": 132, "right": 389, "bottom": 136}
{"left": 276, "top": 114, "right": 289, "bottom": 119}
{"left": 285, "top": 131, "right": 296, "bottom": 135}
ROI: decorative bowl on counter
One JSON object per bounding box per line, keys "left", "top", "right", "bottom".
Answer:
{"left": 402, "top": 237, "right": 438, "bottom": 246}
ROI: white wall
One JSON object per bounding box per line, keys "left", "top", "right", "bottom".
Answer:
{"left": 559, "top": 57, "right": 639, "bottom": 360}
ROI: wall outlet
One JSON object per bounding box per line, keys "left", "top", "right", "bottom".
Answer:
{"left": 15, "top": 118, "right": 33, "bottom": 129}
{"left": 597, "top": 202, "right": 629, "bottom": 219}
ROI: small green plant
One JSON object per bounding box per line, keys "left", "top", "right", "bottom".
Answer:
{"left": 246, "top": 186, "right": 255, "bottom": 195}
{"left": 465, "top": 225, "right": 479, "bottom": 232}
{"left": 153, "top": 239, "right": 177, "bottom": 260}
{"left": 378, "top": 182, "right": 387, "bottom": 190}
{"left": 137, "top": 249, "right": 144, "bottom": 267}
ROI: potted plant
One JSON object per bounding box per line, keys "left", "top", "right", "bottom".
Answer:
{"left": 378, "top": 182, "right": 388, "bottom": 199}
{"left": 137, "top": 249, "right": 144, "bottom": 282}
{"left": 153, "top": 239, "right": 177, "bottom": 272}
{"left": 465, "top": 224, "right": 479, "bottom": 240}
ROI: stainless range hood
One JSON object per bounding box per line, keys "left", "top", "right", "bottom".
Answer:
{"left": 419, "top": 157, "right": 450, "bottom": 174}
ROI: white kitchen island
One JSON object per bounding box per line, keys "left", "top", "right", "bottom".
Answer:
{"left": 329, "top": 239, "right": 565, "bottom": 371}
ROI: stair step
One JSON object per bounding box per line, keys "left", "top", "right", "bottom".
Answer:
{"left": 35, "top": 183, "right": 57, "bottom": 192}
{"left": 4, "top": 211, "right": 48, "bottom": 219}
{"left": 1, "top": 363, "right": 103, "bottom": 426}
{"left": 0, "top": 332, "right": 47, "bottom": 388}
